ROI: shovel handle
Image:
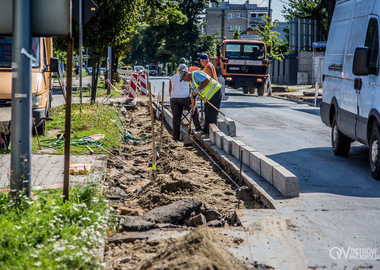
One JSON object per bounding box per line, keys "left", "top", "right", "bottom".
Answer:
{"left": 196, "top": 92, "right": 225, "bottom": 116}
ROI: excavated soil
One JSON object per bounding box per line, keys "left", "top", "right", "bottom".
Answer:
{"left": 103, "top": 100, "right": 267, "bottom": 269}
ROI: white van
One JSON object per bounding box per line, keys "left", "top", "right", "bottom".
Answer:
{"left": 321, "top": 0, "right": 380, "bottom": 178}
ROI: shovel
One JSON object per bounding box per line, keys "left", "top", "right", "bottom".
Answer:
{"left": 183, "top": 111, "right": 193, "bottom": 146}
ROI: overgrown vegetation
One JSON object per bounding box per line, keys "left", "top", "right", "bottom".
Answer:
{"left": 32, "top": 103, "right": 123, "bottom": 154}
{"left": 0, "top": 182, "right": 113, "bottom": 269}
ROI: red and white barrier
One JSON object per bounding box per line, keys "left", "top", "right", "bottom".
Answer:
{"left": 265, "top": 74, "right": 272, "bottom": 96}
{"left": 106, "top": 79, "right": 124, "bottom": 94}
{"left": 129, "top": 73, "right": 139, "bottom": 98}
{"left": 139, "top": 73, "right": 147, "bottom": 96}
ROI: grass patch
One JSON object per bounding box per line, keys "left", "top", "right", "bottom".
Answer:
{"left": 32, "top": 103, "right": 123, "bottom": 154}
{"left": 0, "top": 182, "right": 114, "bottom": 269}
{"left": 73, "top": 79, "right": 124, "bottom": 98}
{"left": 289, "top": 88, "right": 298, "bottom": 92}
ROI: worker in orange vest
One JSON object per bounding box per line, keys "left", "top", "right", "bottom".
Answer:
{"left": 188, "top": 61, "right": 201, "bottom": 73}
{"left": 199, "top": 53, "right": 217, "bottom": 81}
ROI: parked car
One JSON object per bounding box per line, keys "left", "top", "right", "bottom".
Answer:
{"left": 133, "top": 66, "right": 145, "bottom": 74}
{"left": 320, "top": 0, "right": 380, "bottom": 178}
{"left": 118, "top": 65, "right": 132, "bottom": 76}
{"left": 146, "top": 64, "right": 158, "bottom": 76}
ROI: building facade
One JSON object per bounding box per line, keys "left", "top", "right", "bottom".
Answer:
{"left": 205, "top": 0, "right": 270, "bottom": 40}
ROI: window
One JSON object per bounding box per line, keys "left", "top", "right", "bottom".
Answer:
{"left": 237, "top": 13, "right": 243, "bottom": 18}
{"left": 0, "top": 37, "right": 39, "bottom": 68}
{"left": 250, "top": 13, "right": 257, "bottom": 18}
{"left": 228, "top": 26, "right": 235, "bottom": 31}
{"left": 225, "top": 43, "right": 265, "bottom": 60}
{"left": 228, "top": 13, "right": 234, "bottom": 19}
{"left": 251, "top": 24, "right": 257, "bottom": 29}
{"left": 365, "top": 18, "right": 379, "bottom": 71}
{"left": 238, "top": 26, "right": 242, "bottom": 31}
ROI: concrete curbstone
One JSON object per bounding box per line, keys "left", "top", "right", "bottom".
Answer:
{"left": 260, "top": 157, "right": 281, "bottom": 185}
{"left": 249, "top": 151, "right": 266, "bottom": 175}
{"left": 232, "top": 140, "right": 246, "bottom": 160}
{"left": 209, "top": 124, "right": 219, "bottom": 145}
{"left": 241, "top": 145, "right": 257, "bottom": 166}
{"left": 225, "top": 118, "right": 236, "bottom": 137}
{"left": 217, "top": 119, "right": 229, "bottom": 135}
{"left": 222, "top": 136, "right": 233, "bottom": 155}
{"left": 164, "top": 110, "right": 173, "bottom": 129}
{"left": 273, "top": 166, "right": 299, "bottom": 197}
{"left": 215, "top": 131, "right": 224, "bottom": 149}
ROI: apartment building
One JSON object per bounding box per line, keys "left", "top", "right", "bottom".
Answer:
{"left": 205, "top": 0, "right": 270, "bottom": 39}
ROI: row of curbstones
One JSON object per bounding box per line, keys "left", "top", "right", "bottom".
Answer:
{"left": 209, "top": 123, "right": 299, "bottom": 198}
{"left": 154, "top": 100, "right": 299, "bottom": 198}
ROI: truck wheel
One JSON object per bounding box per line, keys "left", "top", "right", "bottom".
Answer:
{"left": 257, "top": 84, "right": 265, "bottom": 96}
{"left": 243, "top": 86, "right": 249, "bottom": 94}
{"left": 331, "top": 115, "right": 351, "bottom": 156}
{"left": 369, "top": 124, "right": 380, "bottom": 179}
{"left": 249, "top": 87, "right": 255, "bottom": 94}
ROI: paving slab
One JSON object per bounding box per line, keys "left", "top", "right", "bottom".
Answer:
{"left": 0, "top": 154, "right": 106, "bottom": 189}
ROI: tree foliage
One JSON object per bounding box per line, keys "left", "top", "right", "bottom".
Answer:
{"left": 254, "top": 16, "right": 287, "bottom": 60}
{"left": 124, "top": 0, "right": 219, "bottom": 66}
{"left": 233, "top": 27, "right": 241, "bottom": 39}
{"left": 282, "top": 0, "right": 335, "bottom": 40}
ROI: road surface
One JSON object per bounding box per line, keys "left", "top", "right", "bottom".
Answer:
{"left": 150, "top": 77, "right": 380, "bottom": 269}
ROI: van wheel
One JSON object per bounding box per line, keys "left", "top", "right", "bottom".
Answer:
{"left": 249, "top": 87, "right": 255, "bottom": 94}
{"left": 257, "top": 84, "right": 264, "bottom": 96}
{"left": 331, "top": 115, "right": 351, "bottom": 156}
{"left": 369, "top": 125, "right": 380, "bottom": 179}
{"left": 243, "top": 86, "right": 249, "bottom": 94}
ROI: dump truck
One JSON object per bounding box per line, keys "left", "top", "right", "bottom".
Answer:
{"left": 0, "top": 37, "right": 58, "bottom": 150}
{"left": 213, "top": 39, "right": 269, "bottom": 96}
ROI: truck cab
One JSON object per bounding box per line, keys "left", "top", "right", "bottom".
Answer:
{"left": 0, "top": 37, "right": 55, "bottom": 136}
{"left": 218, "top": 39, "right": 268, "bottom": 95}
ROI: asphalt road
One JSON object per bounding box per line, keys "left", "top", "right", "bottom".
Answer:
{"left": 151, "top": 77, "right": 380, "bottom": 269}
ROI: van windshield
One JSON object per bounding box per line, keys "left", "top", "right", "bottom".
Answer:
{"left": 225, "top": 43, "right": 265, "bottom": 60}
{"left": 0, "top": 37, "right": 40, "bottom": 68}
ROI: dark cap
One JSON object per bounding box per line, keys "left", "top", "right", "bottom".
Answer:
{"left": 198, "top": 53, "right": 209, "bottom": 60}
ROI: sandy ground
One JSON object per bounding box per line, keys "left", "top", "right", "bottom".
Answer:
{"left": 103, "top": 101, "right": 268, "bottom": 269}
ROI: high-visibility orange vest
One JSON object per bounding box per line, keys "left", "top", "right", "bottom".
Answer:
{"left": 203, "top": 62, "right": 217, "bottom": 80}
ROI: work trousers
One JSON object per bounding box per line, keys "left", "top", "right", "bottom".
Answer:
{"left": 170, "top": 97, "right": 201, "bottom": 140}
{"left": 203, "top": 89, "right": 222, "bottom": 134}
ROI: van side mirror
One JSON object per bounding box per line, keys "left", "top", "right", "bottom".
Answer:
{"left": 353, "top": 47, "right": 370, "bottom": 76}
{"left": 49, "top": 57, "right": 59, "bottom": 73}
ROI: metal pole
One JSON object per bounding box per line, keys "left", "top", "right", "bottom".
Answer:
{"left": 10, "top": 0, "right": 32, "bottom": 197}
{"left": 107, "top": 46, "right": 111, "bottom": 95}
{"left": 79, "top": 0, "right": 83, "bottom": 107}
{"left": 268, "top": 0, "right": 272, "bottom": 19}
{"left": 63, "top": 38, "right": 74, "bottom": 202}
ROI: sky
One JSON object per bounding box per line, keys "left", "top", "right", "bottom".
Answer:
{"left": 227, "top": 0, "right": 289, "bottom": 22}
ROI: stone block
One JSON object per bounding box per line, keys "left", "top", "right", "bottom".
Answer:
{"left": 260, "top": 157, "right": 281, "bottom": 185}
{"left": 190, "top": 214, "right": 207, "bottom": 227}
{"left": 241, "top": 145, "right": 257, "bottom": 166}
{"left": 222, "top": 136, "right": 233, "bottom": 155}
{"left": 217, "top": 119, "right": 228, "bottom": 135}
{"left": 209, "top": 124, "right": 219, "bottom": 145}
{"left": 225, "top": 118, "right": 236, "bottom": 137}
{"left": 273, "top": 166, "right": 299, "bottom": 197}
{"left": 215, "top": 131, "right": 224, "bottom": 149}
{"left": 249, "top": 151, "right": 266, "bottom": 175}
{"left": 232, "top": 140, "right": 246, "bottom": 160}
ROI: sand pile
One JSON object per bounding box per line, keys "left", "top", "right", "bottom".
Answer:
{"left": 138, "top": 226, "right": 251, "bottom": 270}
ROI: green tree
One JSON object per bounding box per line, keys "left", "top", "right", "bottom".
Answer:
{"left": 233, "top": 27, "right": 241, "bottom": 39}
{"left": 254, "top": 16, "right": 287, "bottom": 60}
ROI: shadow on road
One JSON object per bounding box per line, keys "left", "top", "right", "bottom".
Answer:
{"left": 267, "top": 145, "right": 380, "bottom": 198}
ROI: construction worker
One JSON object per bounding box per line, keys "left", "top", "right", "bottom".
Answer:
{"left": 176, "top": 57, "right": 187, "bottom": 73}
{"left": 188, "top": 61, "right": 201, "bottom": 73}
{"left": 169, "top": 64, "right": 202, "bottom": 141}
{"left": 199, "top": 53, "right": 217, "bottom": 81}
{"left": 179, "top": 69, "right": 222, "bottom": 134}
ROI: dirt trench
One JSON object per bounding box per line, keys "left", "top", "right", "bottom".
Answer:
{"left": 103, "top": 100, "right": 269, "bottom": 269}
